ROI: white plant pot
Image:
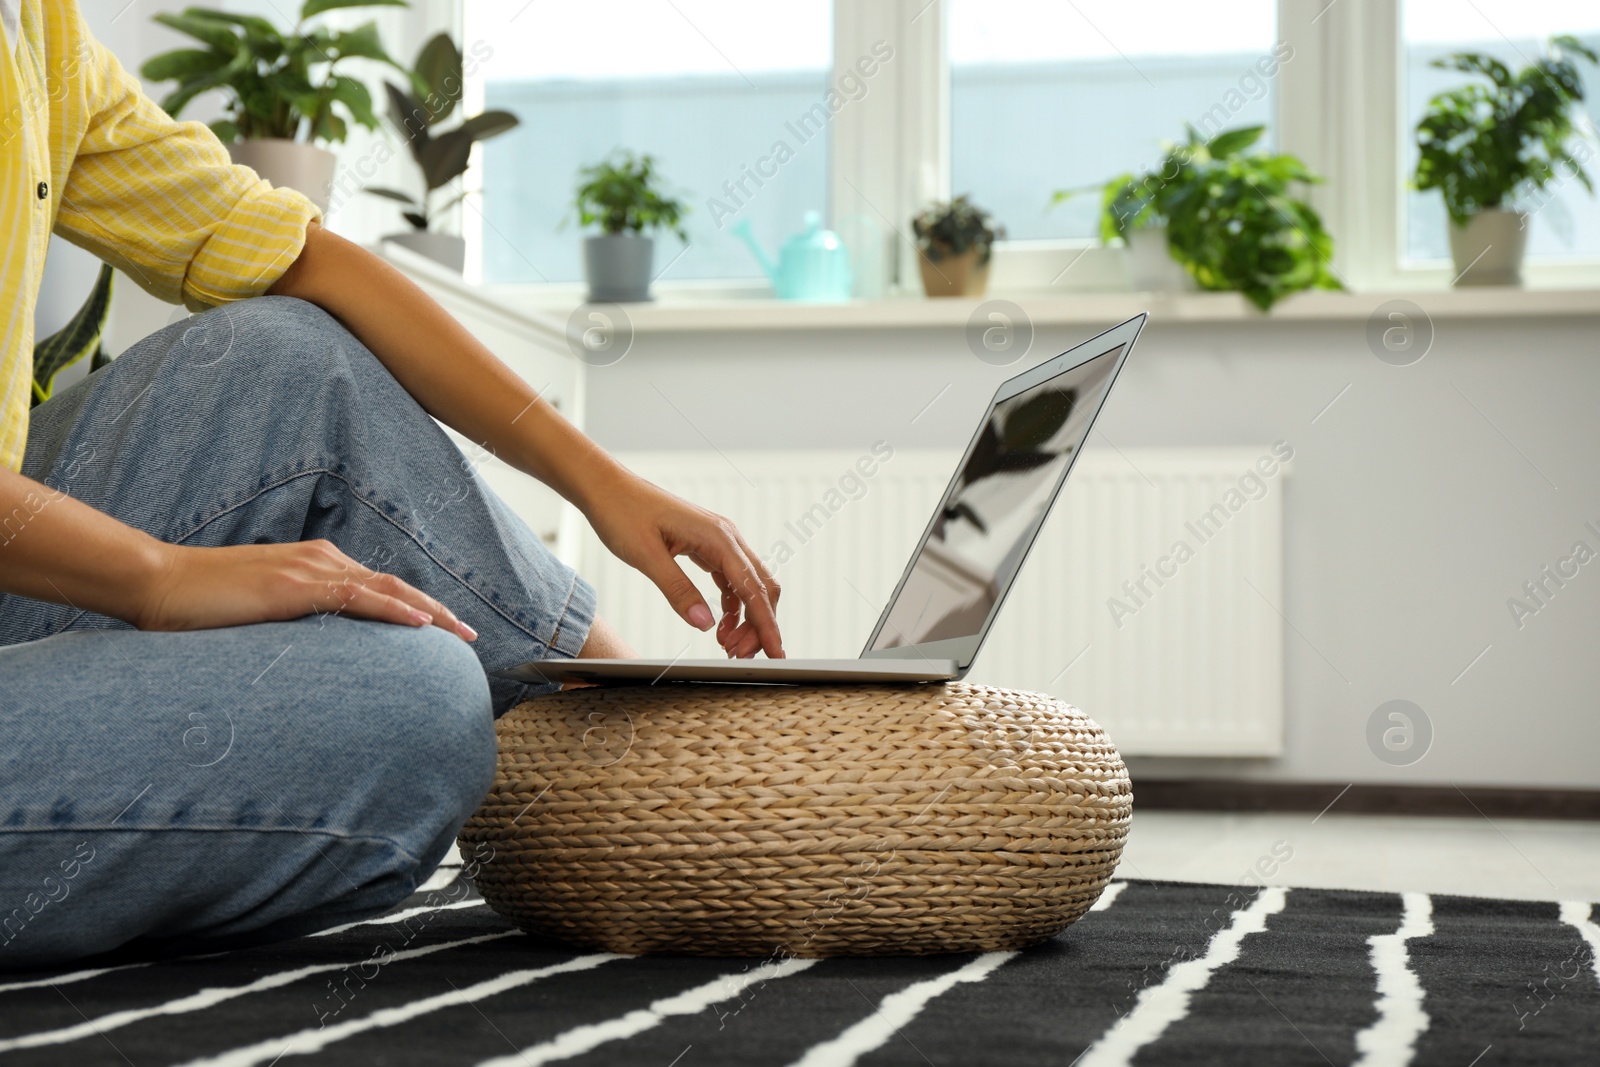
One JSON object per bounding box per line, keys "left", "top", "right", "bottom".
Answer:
{"left": 227, "top": 139, "right": 337, "bottom": 215}
{"left": 584, "top": 234, "right": 656, "bottom": 303}
{"left": 1126, "top": 226, "right": 1194, "bottom": 292}
{"left": 1448, "top": 209, "right": 1529, "bottom": 287}
{"left": 383, "top": 232, "right": 466, "bottom": 273}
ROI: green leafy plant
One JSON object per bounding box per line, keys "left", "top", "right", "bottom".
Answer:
{"left": 574, "top": 153, "right": 688, "bottom": 240}
{"left": 1064, "top": 125, "right": 1342, "bottom": 311}
{"left": 912, "top": 196, "right": 1003, "bottom": 263}
{"left": 1413, "top": 35, "right": 1598, "bottom": 225}
{"left": 140, "top": 0, "right": 410, "bottom": 145}
{"left": 33, "top": 266, "right": 114, "bottom": 407}
{"left": 364, "top": 33, "right": 520, "bottom": 231}
{"left": 1055, "top": 126, "right": 1271, "bottom": 244}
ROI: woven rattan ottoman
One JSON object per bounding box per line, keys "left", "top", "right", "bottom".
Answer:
{"left": 458, "top": 682, "right": 1131, "bottom": 957}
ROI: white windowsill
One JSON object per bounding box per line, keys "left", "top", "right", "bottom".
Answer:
{"left": 507, "top": 285, "right": 1600, "bottom": 333}
{"left": 379, "top": 244, "right": 1600, "bottom": 341}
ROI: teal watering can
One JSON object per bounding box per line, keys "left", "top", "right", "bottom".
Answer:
{"left": 732, "top": 211, "right": 853, "bottom": 302}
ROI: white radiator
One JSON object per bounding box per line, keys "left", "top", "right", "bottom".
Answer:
{"left": 579, "top": 447, "right": 1286, "bottom": 756}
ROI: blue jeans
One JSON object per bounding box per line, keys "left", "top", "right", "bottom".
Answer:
{"left": 0, "top": 297, "right": 596, "bottom": 970}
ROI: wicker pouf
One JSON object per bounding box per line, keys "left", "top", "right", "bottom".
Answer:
{"left": 458, "top": 682, "right": 1131, "bottom": 957}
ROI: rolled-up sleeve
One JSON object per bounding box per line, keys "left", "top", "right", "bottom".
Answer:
{"left": 52, "top": 30, "right": 320, "bottom": 311}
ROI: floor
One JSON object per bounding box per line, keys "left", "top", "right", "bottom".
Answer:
{"left": 1118, "top": 810, "right": 1600, "bottom": 903}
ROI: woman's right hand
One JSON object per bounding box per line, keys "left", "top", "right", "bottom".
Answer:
{"left": 133, "top": 540, "right": 477, "bottom": 641}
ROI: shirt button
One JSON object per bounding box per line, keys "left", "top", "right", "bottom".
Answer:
{"left": 36, "top": 181, "right": 48, "bottom": 200}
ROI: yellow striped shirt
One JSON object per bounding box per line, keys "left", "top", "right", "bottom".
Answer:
{"left": 1, "top": 0, "right": 320, "bottom": 472}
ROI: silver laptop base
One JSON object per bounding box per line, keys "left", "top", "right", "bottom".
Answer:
{"left": 495, "top": 658, "right": 959, "bottom": 687}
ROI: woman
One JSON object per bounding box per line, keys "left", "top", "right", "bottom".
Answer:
{"left": 0, "top": 1, "right": 782, "bottom": 969}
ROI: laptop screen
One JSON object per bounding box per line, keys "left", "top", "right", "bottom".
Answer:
{"left": 867, "top": 343, "right": 1126, "bottom": 653}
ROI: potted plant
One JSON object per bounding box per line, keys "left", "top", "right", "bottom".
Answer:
{"left": 1161, "top": 126, "right": 1342, "bottom": 310}
{"left": 1057, "top": 151, "right": 1196, "bottom": 292}
{"left": 141, "top": 0, "right": 412, "bottom": 213}
{"left": 1068, "top": 125, "right": 1342, "bottom": 311}
{"left": 1413, "top": 36, "right": 1597, "bottom": 286}
{"left": 912, "top": 196, "right": 1002, "bottom": 298}
{"left": 574, "top": 153, "right": 688, "bottom": 303}
{"left": 365, "top": 33, "right": 520, "bottom": 272}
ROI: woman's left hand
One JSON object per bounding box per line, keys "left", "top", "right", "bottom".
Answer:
{"left": 582, "top": 464, "right": 783, "bottom": 659}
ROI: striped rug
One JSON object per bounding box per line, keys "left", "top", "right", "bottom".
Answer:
{"left": 2, "top": 870, "right": 1596, "bottom": 1066}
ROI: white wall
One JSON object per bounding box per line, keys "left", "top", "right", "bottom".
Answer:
{"left": 578, "top": 311, "right": 1600, "bottom": 791}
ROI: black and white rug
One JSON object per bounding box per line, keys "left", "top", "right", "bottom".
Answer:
{"left": 2, "top": 870, "right": 1597, "bottom": 1066}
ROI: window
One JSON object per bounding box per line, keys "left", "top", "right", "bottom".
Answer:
{"left": 949, "top": 0, "right": 1279, "bottom": 242}
{"left": 1402, "top": 0, "right": 1600, "bottom": 263}
{"left": 452, "top": 0, "right": 1600, "bottom": 295}
{"left": 463, "top": 1, "right": 832, "bottom": 285}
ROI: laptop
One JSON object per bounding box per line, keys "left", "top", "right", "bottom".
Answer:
{"left": 498, "top": 313, "right": 1147, "bottom": 686}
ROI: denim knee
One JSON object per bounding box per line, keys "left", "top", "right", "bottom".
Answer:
{"left": 202, "top": 295, "right": 360, "bottom": 383}
{"left": 359, "top": 624, "right": 497, "bottom": 865}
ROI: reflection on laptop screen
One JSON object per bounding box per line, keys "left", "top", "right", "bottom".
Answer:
{"left": 869, "top": 344, "right": 1125, "bottom": 651}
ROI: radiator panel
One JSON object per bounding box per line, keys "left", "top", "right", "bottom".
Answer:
{"left": 578, "top": 448, "right": 1285, "bottom": 756}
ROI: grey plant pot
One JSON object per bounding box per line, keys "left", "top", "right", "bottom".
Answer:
{"left": 584, "top": 234, "right": 656, "bottom": 303}
{"left": 384, "top": 232, "right": 466, "bottom": 273}
{"left": 1126, "top": 226, "right": 1195, "bottom": 292}
{"left": 1448, "top": 208, "right": 1529, "bottom": 287}
{"left": 227, "top": 139, "right": 337, "bottom": 214}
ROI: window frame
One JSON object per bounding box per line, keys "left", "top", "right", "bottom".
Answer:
{"left": 450, "top": 0, "right": 1600, "bottom": 297}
